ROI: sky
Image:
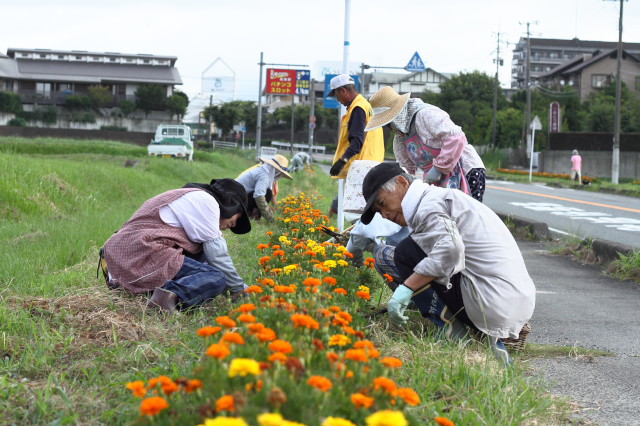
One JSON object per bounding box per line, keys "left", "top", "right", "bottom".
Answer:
{"left": 3, "top": 0, "right": 640, "bottom": 106}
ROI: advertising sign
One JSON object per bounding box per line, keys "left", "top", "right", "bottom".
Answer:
{"left": 549, "top": 101, "right": 561, "bottom": 133}
{"left": 323, "top": 74, "right": 360, "bottom": 109}
{"left": 296, "top": 70, "right": 311, "bottom": 95}
{"left": 266, "top": 69, "right": 297, "bottom": 95}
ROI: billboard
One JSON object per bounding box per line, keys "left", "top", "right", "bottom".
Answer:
{"left": 265, "top": 68, "right": 311, "bottom": 95}
{"left": 202, "top": 76, "right": 235, "bottom": 102}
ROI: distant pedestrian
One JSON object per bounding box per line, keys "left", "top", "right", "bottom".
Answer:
{"left": 571, "top": 149, "right": 582, "bottom": 184}
{"left": 290, "top": 152, "right": 312, "bottom": 173}
{"left": 237, "top": 154, "right": 292, "bottom": 222}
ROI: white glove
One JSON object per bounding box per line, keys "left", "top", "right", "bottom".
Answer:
{"left": 425, "top": 167, "right": 443, "bottom": 183}
{"left": 387, "top": 285, "right": 414, "bottom": 326}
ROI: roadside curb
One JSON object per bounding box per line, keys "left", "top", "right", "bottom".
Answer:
{"left": 495, "top": 212, "right": 636, "bottom": 265}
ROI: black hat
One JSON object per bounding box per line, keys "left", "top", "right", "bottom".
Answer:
{"left": 361, "top": 162, "right": 405, "bottom": 225}
{"left": 183, "top": 179, "right": 252, "bottom": 234}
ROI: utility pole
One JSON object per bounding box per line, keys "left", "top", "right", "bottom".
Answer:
{"left": 256, "top": 52, "right": 264, "bottom": 155}
{"left": 290, "top": 96, "right": 295, "bottom": 153}
{"left": 610, "top": 0, "right": 625, "bottom": 184}
{"left": 308, "top": 79, "right": 315, "bottom": 152}
{"left": 525, "top": 22, "right": 532, "bottom": 155}
{"left": 491, "top": 31, "right": 503, "bottom": 148}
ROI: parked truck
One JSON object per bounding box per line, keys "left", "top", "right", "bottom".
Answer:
{"left": 147, "top": 124, "right": 194, "bottom": 161}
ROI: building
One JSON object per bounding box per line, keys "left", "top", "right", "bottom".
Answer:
{"left": 0, "top": 48, "right": 182, "bottom": 107}
{"left": 511, "top": 37, "right": 640, "bottom": 89}
{"left": 536, "top": 48, "right": 640, "bottom": 101}
{"left": 364, "top": 69, "right": 451, "bottom": 97}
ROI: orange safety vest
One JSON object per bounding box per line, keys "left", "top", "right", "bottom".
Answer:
{"left": 333, "top": 94, "right": 384, "bottom": 179}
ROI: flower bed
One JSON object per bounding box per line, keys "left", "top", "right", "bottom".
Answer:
{"left": 124, "top": 193, "right": 452, "bottom": 426}
{"left": 497, "top": 168, "right": 596, "bottom": 183}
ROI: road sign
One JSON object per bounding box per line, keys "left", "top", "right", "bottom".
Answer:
{"left": 323, "top": 74, "right": 361, "bottom": 109}
{"left": 405, "top": 51, "right": 426, "bottom": 72}
{"left": 309, "top": 122, "right": 316, "bottom": 129}
{"left": 530, "top": 115, "right": 542, "bottom": 131}
{"left": 241, "top": 125, "right": 247, "bottom": 132}
{"left": 310, "top": 115, "right": 316, "bottom": 123}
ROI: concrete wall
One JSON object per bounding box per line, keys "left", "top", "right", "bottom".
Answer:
{"left": 0, "top": 111, "right": 178, "bottom": 132}
{"left": 539, "top": 150, "right": 640, "bottom": 179}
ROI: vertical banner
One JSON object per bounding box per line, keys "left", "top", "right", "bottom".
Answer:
{"left": 296, "top": 70, "right": 311, "bottom": 95}
{"left": 266, "top": 69, "right": 297, "bottom": 94}
{"left": 549, "top": 101, "right": 561, "bottom": 133}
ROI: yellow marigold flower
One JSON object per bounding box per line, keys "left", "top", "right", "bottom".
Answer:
{"left": 345, "top": 348, "right": 369, "bottom": 362}
{"left": 216, "top": 316, "right": 237, "bottom": 328}
{"left": 221, "top": 332, "right": 245, "bottom": 345}
{"left": 333, "top": 288, "right": 347, "bottom": 295}
{"left": 199, "top": 417, "right": 249, "bottom": 426}
{"left": 322, "top": 417, "right": 356, "bottom": 426}
{"left": 139, "top": 396, "right": 169, "bottom": 416}
{"left": 323, "top": 260, "right": 337, "bottom": 268}
{"left": 381, "top": 357, "right": 403, "bottom": 368}
{"left": 306, "top": 239, "right": 317, "bottom": 247}
{"left": 434, "top": 417, "right": 455, "bottom": 426}
{"left": 333, "top": 253, "right": 344, "bottom": 258}
{"left": 307, "top": 375, "right": 333, "bottom": 392}
{"left": 328, "top": 334, "right": 351, "bottom": 346}
{"left": 126, "top": 380, "right": 146, "bottom": 398}
{"left": 365, "top": 410, "right": 408, "bottom": 426}
{"left": 337, "top": 260, "right": 349, "bottom": 267}
{"left": 336, "top": 246, "right": 347, "bottom": 253}
{"left": 308, "top": 227, "right": 316, "bottom": 233}
{"left": 197, "top": 326, "right": 223, "bottom": 337}
{"left": 215, "top": 395, "right": 235, "bottom": 412}
{"left": 312, "top": 245, "right": 325, "bottom": 254}
{"left": 351, "top": 392, "right": 374, "bottom": 409}
{"left": 373, "top": 377, "right": 398, "bottom": 394}
{"left": 206, "top": 343, "right": 231, "bottom": 360}
{"left": 258, "top": 413, "right": 286, "bottom": 426}
{"left": 284, "top": 218, "right": 291, "bottom": 223}
{"left": 394, "top": 387, "right": 421, "bottom": 406}
{"left": 358, "top": 285, "right": 370, "bottom": 292}
{"left": 228, "top": 358, "right": 261, "bottom": 378}
{"left": 268, "top": 339, "right": 293, "bottom": 354}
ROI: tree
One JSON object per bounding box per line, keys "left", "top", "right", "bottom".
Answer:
{"left": 203, "top": 100, "right": 258, "bottom": 138}
{"left": 87, "top": 85, "right": 113, "bottom": 114}
{"left": 166, "top": 91, "right": 189, "bottom": 121}
{"left": 119, "top": 100, "right": 136, "bottom": 118}
{"left": 437, "top": 71, "right": 507, "bottom": 114}
{"left": 135, "top": 84, "right": 166, "bottom": 117}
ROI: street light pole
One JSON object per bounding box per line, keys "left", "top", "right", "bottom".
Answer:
{"left": 256, "top": 52, "right": 264, "bottom": 155}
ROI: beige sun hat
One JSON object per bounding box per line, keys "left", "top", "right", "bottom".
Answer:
{"left": 365, "top": 86, "right": 411, "bottom": 132}
{"left": 260, "top": 154, "right": 292, "bottom": 180}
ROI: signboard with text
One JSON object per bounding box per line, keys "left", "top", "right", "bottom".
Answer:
{"left": 323, "top": 74, "right": 360, "bottom": 109}
{"left": 549, "top": 102, "right": 561, "bottom": 133}
{"left": 266, "top": 68, "right": 310, "bottom": 95}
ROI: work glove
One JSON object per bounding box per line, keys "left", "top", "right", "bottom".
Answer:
{"left": 425, "top": 167, "right": 443, "bottom": 183}
{"left": 387, "top": 284, "right": 414, "bottom": 326}
{"left": 329, "top": 158, "right": 347, "bottom": 176}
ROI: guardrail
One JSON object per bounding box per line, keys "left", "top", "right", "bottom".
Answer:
{"left": 212, "top": 140, "right": 238, "bottom": 149}
{"left": 270, "top": 141, "right": 326, "bottom": 154}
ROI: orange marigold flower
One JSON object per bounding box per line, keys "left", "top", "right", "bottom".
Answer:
{"left": 245, "top": 285, "right": 263, "bottom": 293}
{"left": 329, "top": 306, "right": 342, "bottom": 312}
{"left": 248, "top": 322, "right": 265, "bottom": 334}
{"left": 356, "top": 290, "right": 371, "bottom": 300}
{"left": 259, "top": 295, "right": 272, "bottom": 302}
{"left": 221, "top": 331, "right": 245, "bottom": 345}
{"left": 345, "top": 348, "right": 369, "bottom": 362}
{"left": 257, "top": 243, "right": 269, "bottom": 250}
{"left": 257, "top": 327, "right": 277, "bottom": 342}
{"left": 322, "top": 276, "right": 338, "bottom": 285}
{"left": 368, "top": 348, "right": 381, "bottom": 359}
{"left": 183, "top": 379, "right": 202, "bottom": 393}
{"left": 238, "top": 303, "right": 257, "bottom": 313}
{"left": 345, "top": 370, "right": 354, "bottom": 379}
{"left": 364, "top": 257, "right": 375, "bottom": 264}
{"left": 206, "top": 343, "right": 231, "bottom": 359}
{"left": 354, "top": 340, "right": 375, "bottom": 349}
{"left": 266, "top": 231, "right": 273, "bottom": 236}
{"left": 303, "top": 277, "right": 322, "bottom": 287}
{"left": 268, "top": 352, "right": 288, "bottom": 363}
{"left": 394, "top": 388, "right": 421, "bottom": 406}
{"left": 290, "top": 313, "right": 320, "bottom": 329}
{"left": 312, "top": 338, "right": 325, "bottom": 351}
{"left": 246, "top": 379, "right": 264, "bottom": 392}
{"left": 307, "top": 375, "right": 333, "bottom": 392}
{"left": 318, "top": 308, "right": 332, "bottom": 317}
{"left": 373, "top": 377, "right": 398, "bottom": 394}
{"left": 326, "top": 352, "right": 340, "bottom": 363}
{"left": 336, "top": 311, "right": 352, "bottom": 323}
{"left": 274, "top": 285, "right": 295, "bottom": 294}
{"left": 268, "top": 339, "right": 293, "bottom": 354}
{"left": 273, "top": 250, "right": 286, "bottom": 257}
{"left": 215, "top": 316, "right": 237, "bottom": 328}
{"left": 215, "top": 395, "right": 235, "bottom": 412}
{"left": 333, "top": 288, "right": 348, "bottom": 295}
{"left": 383, "top": 273, "right": 394, "bottom": 282}
{"left": 259, "top": 256, "right": 271, "bottom": 265}
{"left": 139, "top": 396, "right": 169, "bottom": 416}
{"left": 126, "top": 380, "right": 147, "bottom": 398}
{"left": 381, "top": 357, "right": 403, "bottom": 368}
{"left": 271, "top": 245, "right": 281, "bottom": 250}
{"left": 351, "top": 393, "right": 374, "bottom": 409}
{"left": 343, "top": 251, "right": 354, "bottom": 258}
{"left": 197, "top": 326, "right": 222, "bottom": 337}
{"left": 261, "top": 278, "right": 276, "bottom": 286}
{"left": 328, "top": 334, "right": 351, "bottom": 346}
{"left": 147, "top": 376, "right": 179, "bottom": 396}
{"left": 238, "top": 313, "right": 257, "bottom": 323}
{"left": 434, "top": 417, "right": 455, "bottom": 426}
{"left": 342, "top": 326, "right": 358, "bottom": 335}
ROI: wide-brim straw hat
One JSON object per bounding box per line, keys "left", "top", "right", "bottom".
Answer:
{"left": 260, "top": 154, "right": 292, "bottom": 180}
{"left": 365, "top": 86, "right": 411, "bottom": 132}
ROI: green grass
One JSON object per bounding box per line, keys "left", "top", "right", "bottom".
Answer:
{"left": 0, "top": 136, "right": 572, "bottom": 424}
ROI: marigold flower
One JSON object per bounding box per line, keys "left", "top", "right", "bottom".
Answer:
{"left": 183, "top": 379, "right": 202, "bottom": 393}
{"left": 246, "top": 379, "right": 264, "bottom": 392}
{"left": 216, "top": 316, "right": 237, "bottom": 328}
{"left": 245, "top": 285, "right": 263, "bottom": 293}
{"left": 373, "top": 377, "right": 398, "bottom": 394}
{"left": 307, "top": 375, "right": 333, "bottom": 392}
{"left": 199, "top": 417, "right": 249, "bottom": 426}
{"left": 328, "top": 334, "right": 351, "bottom": 346}
{"left": 221, "top": 331, "right": 245, "bottom": 345}
{"left": 266, "top": 231, "right": 273, "bottom": 236}
{"left": 257, "top": 244, "right": 269, "bottom": 250}
{"left": 258, "top": 413, "right": 287, "bottom": 426}
{"left": 381, "top": 357, "right": 403, "bottom": 368}
{"left": 215, "top": 395, "right": 235, "bottom": 412}
{"left": 394, "top": 388, "right": 421, "bottom": 406}
{"left": 337, "top": 260, "right": 349, "bottom": 267}
{"left": 303, "top": 277, "right": 322, "bottom": 287}
{"left": 351, "top": 392, "right": 374, "bottom": 409}
{"left": 368, "top": 348, "right": 381, "bottom": 359}
{"left": 271, "top": 245, "right": 281, "bottom": 250}
{"left": 312, "top": 338, "right": 325, "bottom": 351}
{"left": 206, "top": 343, "right": 231, "bottom": 359}
{"left": 333, "top": 288, "right": 348, "bottom": 295}
{"left": 238, "top": 314, "right": 257, "bottom": 323}
{"left": 323, "top": 260, "right": 337, "bottom": 268}
{"left": 273, "top": 250, "right": 286, "bottom": 257}
{"left": 291, "top": 313, "right": 320, "bottom": 329}
{"left": 139, "top": 396, "right": 169, "bottom": 416}
{"left": 342, "top": 326, "right": 358, "bottom": 335}
{"left": 345, "top": 348, "right": 369, "bottom": 362}
{"left": 365, "top": 410, "right": 408, "bottom": 426}
{"left": 147, "top": 375, "right": 179, "bottom": 395}
{"left": 126, "top": 380, "right": 146, "bottom": 398}
{"left": 364, "top": 257, "right": 376, "bottom": 265}
{"left": 274, "top": 285, "right": 295, "bottom": 294}
{"left": 354, "top": 340, "right": 375, "bottom": 349}
{"left": 248, "top": 322, "right": 265, "bottom": 334}
{"left": 257, "top": 327, "right": 277, "bottom": 342}
{"left": 268, "top": 339, "right": 293, "bottom": 354}
{"left": 228, "top": 358, "right": 261, "bottom": 377}
{"left": 356, "top": 291, "right": 371, "bottom": 300}
{"left": 322, "top": 276, "right": 337, "bottom": 285}
{"left": 434, "top": 417, "right": 455, "bottom": 426}
{"left": 322, "top": 417, "right": 357, "bottom": 426}
{"left": 261, "top": 278, "right": 275, "bottom": 286}
{"left": 336, "top": 311, "right": 352, "bottom": 323}
{"left": 343, "top": 251, "right": 354, "bottom": 258}
{"left": 268, "top": 352, "right": 288, "bottom": 363}
{"left": 326, "top": 352, "right": 340, "bottom": 363}
{"left": 197, "top": 326, "right": 223, "bottom": 337}
{"left": 259, "top": 256, "right": 271, "bottom": 265}
{"left": 383, "top": 273, "right": 394, "bottom": 282}
{"left": 329, "top": 306, "right": 342, "bottom": 312}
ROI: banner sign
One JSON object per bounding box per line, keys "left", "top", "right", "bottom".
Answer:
{"left": 323, "top": 74, "right": 360, "bottom": 109}
{"left": 266, "top": 68, "right": 310, "bottom": 95}
{"left": 296, "top": 70, "right": 311, "bottom": 95}
{"left": 549, "top": 101, "right": 561, "bottom": 133}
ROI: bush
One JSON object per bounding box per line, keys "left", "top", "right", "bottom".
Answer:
{"left": 65, "top": 95, "right": 92, "bottom": 110}
{"left": 8, "top": 117, "right": 27, "bottom": 126}
{"left": 69, "top": 111, "right": 96, "bottom": 123}
{"left": 16, "top": 106, "right": 58, "bottom": 125}
{"left": 119, "top": 100, "right": 136, "bottom": 117}
{"left": 100, "top": 125, "right": 127, "bottom": 131}
{"left": 0, "top": 91, "right": 23, "bottom": 113}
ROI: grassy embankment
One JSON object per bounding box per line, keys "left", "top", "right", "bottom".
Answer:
{"left": 1, "top": 136, "right": 588, "bottom": 424}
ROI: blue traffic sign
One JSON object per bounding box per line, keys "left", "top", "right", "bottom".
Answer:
{"left": 323, "top": 74, "right": 361, "bottom": 109}
{"left": 405, "top": 51, "right": 426, "bottom": 72}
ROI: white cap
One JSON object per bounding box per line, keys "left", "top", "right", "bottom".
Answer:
{"left": 329, "top": 74, "right": 355, "bottom": 96}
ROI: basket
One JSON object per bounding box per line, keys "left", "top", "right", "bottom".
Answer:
{"left": 502, "top": 322, "right": 531, "bottom": 352}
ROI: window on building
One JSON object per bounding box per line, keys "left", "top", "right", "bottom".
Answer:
{"left": 39, "top": 54, "right": 46, "bottom": 59}
{"left": 75, "top": 56, "right": 83, "bottom": 60}
{"left": 57, "top": 83, "right": 73, "bottom": 92}
{"left": 549, "top": 52, "right": 559, "bottom": 59}
{"left": 592, "top": 74, "right": 610, "bottom": 88}
{"left": 58, "top": 55, "right": 65, "bottom": 59}
{"left": 109, "top": 58, "right": 117, "bottom": 62}
{"left": 36, "top": 82, "right": 52, "bottom": 98}
{"left": 635, "top": 76, "right": 640, "bottom": 91}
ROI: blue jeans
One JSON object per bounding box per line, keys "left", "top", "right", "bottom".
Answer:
{"left": 163, "top": 256, "right": 227, "bottom": 308}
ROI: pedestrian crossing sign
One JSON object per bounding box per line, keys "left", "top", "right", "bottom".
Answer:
{"left": 405, "top": 51, "right": 426, "bottom": 72}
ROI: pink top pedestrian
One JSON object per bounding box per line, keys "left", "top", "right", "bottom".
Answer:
{"left": 571, "top": 154, "right": 582, "bottom": 171}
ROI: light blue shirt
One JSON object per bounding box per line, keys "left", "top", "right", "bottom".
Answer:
{"left": 236, "top": 164, "right": 275, "bottom": 198}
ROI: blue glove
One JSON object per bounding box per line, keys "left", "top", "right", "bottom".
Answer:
{"left": 425, "top": 167, "right": 443, "bottom": 183}
{"left": 387, "top": 285, "right": 414, "bottom": 326}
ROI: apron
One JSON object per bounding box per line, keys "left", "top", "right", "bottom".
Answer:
{"left": 401, "top": 134, "right": 470, "bottom": 195}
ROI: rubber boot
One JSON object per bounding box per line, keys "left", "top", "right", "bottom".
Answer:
{"left": 146, "top": 288, "right": 179, "bottom": 313}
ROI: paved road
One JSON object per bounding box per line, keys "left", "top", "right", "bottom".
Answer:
{"left": 484, "top": 180, "right": 640, "bottom": 249}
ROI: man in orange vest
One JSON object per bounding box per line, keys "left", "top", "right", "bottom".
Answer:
{"left": 328, "top": 74, "right": 384, "bottom": 215}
